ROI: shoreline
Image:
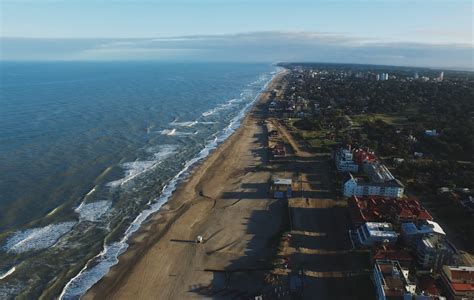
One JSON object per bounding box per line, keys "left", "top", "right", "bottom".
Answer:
{"left": 80, "top": 69, "right": 288, "bottom": 299}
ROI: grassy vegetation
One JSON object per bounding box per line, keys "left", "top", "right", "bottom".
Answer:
{"left": 288, "top": 119, "right": 337, "bottom": 151}
{"left": 351, "top": 113, "right": 408, "bottom": 127}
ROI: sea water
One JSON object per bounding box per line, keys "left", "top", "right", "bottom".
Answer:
{"left": 0, "top": 61, "right": 278, "bottom": 299}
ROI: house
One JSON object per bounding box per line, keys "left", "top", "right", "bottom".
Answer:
{"left": 349, "top": 222, "right": 398, "bottom": 248}
{"left": 441, "top": 266, "right": 474, "bottom": 300}
{"left": 335, "top": 148, "right": 359, "bottom": 172}
{"left": 414, "top": 152, "right": 424, "bottom": 158}
{"left": 425, "top": 130, "right": 440, "bottom": 137}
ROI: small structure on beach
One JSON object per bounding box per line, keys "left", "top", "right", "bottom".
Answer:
{"left": 271, "top": 177, "right": 292, "bottom": 199}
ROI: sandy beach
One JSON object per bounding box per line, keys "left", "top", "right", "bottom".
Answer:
{"left": 84, "top": 70, "right": 289, "bottom": 299}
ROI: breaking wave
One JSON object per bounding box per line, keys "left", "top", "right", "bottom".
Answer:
{"left": 170, "top": 119, "right": 199, "bottom": 127}
{"left": 201, "top": 98, "right": 240, "bottom": 117}
{"left": 0, "top": 266, "right": 16, "bottom": 280}
{"left": 107, "top": 145, "right": 178, "bottom": 188}
{"left": 59, "top": 67, "right": 282, "bottom": 299}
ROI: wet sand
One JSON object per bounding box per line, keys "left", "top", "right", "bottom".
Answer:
{"left": 84, "top": 70, "right": 288, "bottom": 299}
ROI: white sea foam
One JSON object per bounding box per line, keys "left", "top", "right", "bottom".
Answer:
{"left": 107, "top": 145, "right": 178, "bottom": 188}
{"left": 59, "top": 67, "right": 283, "bottom": 300}
{"left": 107, "top": 160, "right": 156, "bottom": 188}
{"left": 201, "top": 98, "right": 240, "bottom": 117}
{"left": 159, "top": 128, "right": 198, "bottom": 137}
{"left": 3, "top": 222, "right": 77, "bottom": 254}
{"left": 160, "top": 128, "right": 177, "bottom": 136}
{"left": 0, "top": 267, "right": 16, "bottom": 280}
{"left": 75, "top": 200, "right": 112, "bottom": 222}
{"left": 147, "top": 144, "right": 179, "bottom": 160}
{"left": 170, "top": 119, "right": 198, "bottom": 127}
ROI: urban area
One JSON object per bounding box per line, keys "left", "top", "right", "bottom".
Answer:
{"left": 255, "top": 63, "right": 473, "bottom": 300}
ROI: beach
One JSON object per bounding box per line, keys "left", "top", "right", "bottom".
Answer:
{"left": 84, "top": 70, "right": 289, "bottom": 299}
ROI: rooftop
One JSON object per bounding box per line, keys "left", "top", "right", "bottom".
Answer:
{"left": 365, "top": 222, "right": 398, "bottom": 239}
{"left": 442, "top": 265, "right": 474, "bottom": 293}
{"left": 375, "top": 260, "right": 413, "bottom": 298}
{"left": 349, "top": 196, "right": 432, "bottom": 224}
{"left": 273, "top": 177, "right": 292, "bottom": 186}
{"left": 365, "top": 161, "right": 396, "bottom": 183}
{"left": 348, "top": 174, "right": 404, "bottom": 188}
{"left": 417, "top": 275, "right": 442, "bottom": 296}
{"left": 373, "top": 248, "right": 414, "bottom": 268}
{"left": 401, "top": 221, "right": 445, "bottom": 237}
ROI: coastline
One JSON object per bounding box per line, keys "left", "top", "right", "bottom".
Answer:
{"left": 81, "top": 69, "right": 288, "bottom": 299}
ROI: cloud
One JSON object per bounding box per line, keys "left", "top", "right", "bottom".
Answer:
{"left": 1, "top": 31, "right": 473, "bottom": 69}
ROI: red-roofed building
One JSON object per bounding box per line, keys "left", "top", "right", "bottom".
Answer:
{"left": 441, "top": 266, "right": 474, "bottom": 300}
{"left": 353, "top": 148, "right": 377, "bottom": 166}
{"left": 372, "top": 247, "right": 414, "bottom": 268}
{"left": 348, "top": 196, "right": 433, "bottom": 227}
{"left": 417, "top": 275, "right": 443, "bottom": 297}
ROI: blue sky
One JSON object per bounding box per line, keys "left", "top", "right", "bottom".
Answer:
{"left": 1, "top": 0, "right": 473, "bottom": 68}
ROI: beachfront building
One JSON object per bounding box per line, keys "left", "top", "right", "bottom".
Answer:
{"left": 335, "top": 148, "right": 359, "bottom": 172}
{"left": 416, "top": 234, "right": 455, "bottom": 271}
{"left": 373, "top": 260, "right": 445, "bottom": 300}
{"left": 348, "top": 196, "right": 432, "bottom": 227}
{"left": 441, "top": 266, "right": 474, "bottom": 300}
{"left": 350, "top": 222, "right": 398, "bottom": 248}
{"left": 373, "top": 247, "right": 414, "bottom": 269}
{"left": 373, "top": 260, "right": 417, "bottom": 300}
{"left": 416, "top": 275, "right": 446, "bottom": 300}
{"left": 343, "top": 173, "right": 404, "bottom": 198}
{"left": 401, "top": 221, "right": 455, "bottom": 271}
{"left": 401, "top": 221, "right": 446, "bottom": 248}
{"left": 343, "top": 161, "right": 404, "bottom": 198}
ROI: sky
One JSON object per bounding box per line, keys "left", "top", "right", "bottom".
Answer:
{"left": 1, "top": 0, "right": 473, "bottom": 69}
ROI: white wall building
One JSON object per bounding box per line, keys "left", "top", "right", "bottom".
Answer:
{"left": 343, "top": 173, "right": 404, "bottom": 198}
{"left": 350, "top": 222, "right": 398, "bottom": 248}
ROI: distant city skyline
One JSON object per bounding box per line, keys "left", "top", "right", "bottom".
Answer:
{"left": 1, "top": 0, "right": 473, "bottom": 68}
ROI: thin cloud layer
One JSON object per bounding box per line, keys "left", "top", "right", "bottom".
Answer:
{"left": 1, "top": 31, "right": 473, "bottom": 69}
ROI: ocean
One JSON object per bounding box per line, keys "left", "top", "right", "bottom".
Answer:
{"left": 0, "top": 61, "right": 278, "bottom": 299}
